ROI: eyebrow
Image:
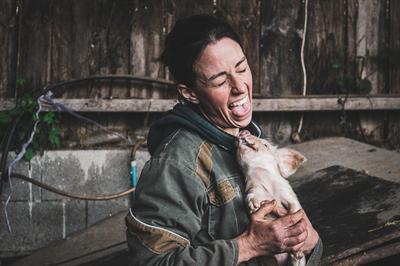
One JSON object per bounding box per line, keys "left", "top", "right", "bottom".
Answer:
{"left": 207, "top": 57, "right": 247, "bottom": 81}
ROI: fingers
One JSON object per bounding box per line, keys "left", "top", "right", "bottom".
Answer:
{"left": 284, "top": 229, "right": 308, "bottom": 248}
{"left": 252, "top": 200, "right": 277, "bottom": 220}
{"left": 284, "top": 218, "right": 307, "bottom": 238}
{"left": 277, "top": 209, "right": 304, "bottom": 228}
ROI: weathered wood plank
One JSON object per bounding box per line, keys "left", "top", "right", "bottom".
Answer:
{"left": 305, "top": 0, "right": 347, "bottom": 94}
{"left": 163, "top": 0, "right": 214, "bottom": 83}
{"left": 259, "top": 0, "right": 302, "bottom": 96}
{"left": 130, "top": 0, "right": 172, "bottom": 99}
{"left": 252, "top": 96, "right": 400, "bottom": 111}
{"left": 0, "top": 0, "right": 17, "bottom": 98}
{"left": 356, "top": 0, "right": 382, "bottom": 94}
{"left": 390, "top": 0, "right": 400, "bottom": 94}
{"left": 2, "top": 96, "right": 399, "bottom": 112}
{"left": 216, "top": 0, "right": 260, "bottom": 94}
{"left": 87, "top": 0, "right": 134, "bottom": 99}
{"left": 51, "top": 0, "right": 92, "bottom": 98}
{"left": 166, "top": 0, "right": 213, "bottom": 20}
{"left": 354, "top": 1, "right": 387, "bottom": 143}
{"left": 259, "top": 0, "right": 302, "bottom": 143}
{"left": 17, "top": 0, "right": 52, "bottom": 94}
{"left": 387, "top": 0, "right": 400, "bottom": 150}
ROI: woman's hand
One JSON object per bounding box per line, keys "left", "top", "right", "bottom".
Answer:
{"left": 273, "top": 204, "right": 319, "bottom": 255}
{"left": 301, "top": 211, "right": 319, "bottom": 255}
{"left": 235, "top": 200, "right": 309, "bottom": 263}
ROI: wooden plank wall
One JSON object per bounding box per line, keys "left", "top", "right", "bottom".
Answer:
{"left": 0, "top": 0, "right": 399, "bottom": 149}
{"left": 258, "top": 0, "right": 399, "bottom": 147}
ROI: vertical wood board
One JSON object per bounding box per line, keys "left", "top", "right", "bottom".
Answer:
{"left": 259, "top": 0, "right": 302, "bottom": 96}
{"left": 216, "top": 0, "right": 260, "bottom": 94}
{"left": 17, "top": 0, "right": 52, "bottom": 94}
{"left": 0, "top": 0, "right": 17, "bottom": 98}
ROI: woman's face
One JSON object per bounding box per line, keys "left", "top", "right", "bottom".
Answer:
{"left": 191, "top": 37, "right": 253, "bottom": 135}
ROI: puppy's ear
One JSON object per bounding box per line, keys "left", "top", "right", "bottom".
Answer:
{"left": 276, "top": 148, "right": 307, "bottom": 178}
{"left": 177, "top": 84, "right": 200, "bottom": 104}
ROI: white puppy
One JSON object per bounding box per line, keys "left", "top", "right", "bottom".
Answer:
{"left": 236, "top": 130, "right": 307, "bottom": 266}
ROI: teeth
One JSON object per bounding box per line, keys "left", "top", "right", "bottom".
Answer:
{"left": 230, "top": 96, "right": 248, "bottom": 108}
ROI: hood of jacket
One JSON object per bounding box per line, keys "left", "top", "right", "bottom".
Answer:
{"left": 147, "top": 103, "right": 264, "bottom": 156}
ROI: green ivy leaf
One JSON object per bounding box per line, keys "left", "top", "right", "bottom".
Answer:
{"left": 43, "top": 112, "right": 55, "bottom": 124}
{"left": 48, "top": 127, "right": 61, "bottom": 147}
{"left": 24, "top": 147, "right": 34, "bottom": 161}
{"left": 359, "top": 79, "right": 372, "bottom": 94}
{"left": 16, "top": 77, "right": 26, "bottom": 87}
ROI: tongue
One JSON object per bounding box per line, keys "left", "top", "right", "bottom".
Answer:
{"left": 231, "top": 104, "right": 248, "bottom": 117}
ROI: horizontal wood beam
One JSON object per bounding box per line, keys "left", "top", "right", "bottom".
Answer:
{"left": 1, "top": 96, "right": 400, "bottom": 112}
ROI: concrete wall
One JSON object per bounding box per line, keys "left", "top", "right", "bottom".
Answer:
{"left": 0, "top": 149, "right": 150, "bottom": 258}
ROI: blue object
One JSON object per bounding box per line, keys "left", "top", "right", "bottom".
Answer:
{"left": 130, "top": 160, "right": 137, "bottom": 188}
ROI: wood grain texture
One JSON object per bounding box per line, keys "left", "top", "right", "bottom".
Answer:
{"left": 387, "top": 0, "right": 400, "bottom": 150}
{"left": 0, "top": 0, "right": 17, "bottom": 98}
{"left": 305, "top": 0, "right": 347, "bottom": 95}
{"left": 259, "top": 0, "right": 302, "bottom": 96}
{"left": 2, "top": 96, "right": 399, "bottom": 112}
{"left": 51, "top": 0, "right": 92, "bottom": 98}
{"left": 17, "top": 0, "right": 52, "bottom": 94}
{"left": 130, "top": 0, "right": 166, "bottom": 99}
{"left": 216, "top": 0, "right": 260, "bottom": 94}
{"left": 1, "top": 0, "right": 399, "bottom": 150}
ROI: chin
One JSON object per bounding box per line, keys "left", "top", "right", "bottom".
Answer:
{"left": 234, "top": 116, "right": 252, "bottom": 129}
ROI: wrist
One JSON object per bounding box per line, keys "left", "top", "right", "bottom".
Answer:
{"left": 304, "top": 229, "right": 319, "bottom": 255}
{"left": 235, "top": 233, "right": 258, "bottom": 264}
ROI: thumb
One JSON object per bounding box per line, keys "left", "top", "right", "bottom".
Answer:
{"left": 252, "top": 200, "right": 276, "bottom": 220}
{"left": 272, "top": 205, "right": 288, "bottom": 218}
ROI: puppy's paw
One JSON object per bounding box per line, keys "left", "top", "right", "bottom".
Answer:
{"left": 248, "top": 197, "right": 261, "bottom": 213}
{"left": 290, "top": 252, "right": 306, "bottom": 266}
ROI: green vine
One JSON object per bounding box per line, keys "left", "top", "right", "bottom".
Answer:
{"left": 0, "top": 79, "right": 61, "bottom": 161}
{"left": 329, "top": 48, "right": 373, "bottom": 140}
{"left": 330, "top": 48, "right": 373, "bottom": 95}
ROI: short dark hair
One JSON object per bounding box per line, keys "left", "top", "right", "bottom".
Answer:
{"left": 161, "top": 14, "right": 242, "bottom": 88}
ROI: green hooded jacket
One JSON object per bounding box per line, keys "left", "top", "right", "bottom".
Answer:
{"left": 126, "top": 103, "right": 322, "bottom": 265}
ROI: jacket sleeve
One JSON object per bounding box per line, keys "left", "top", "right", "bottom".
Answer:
{"left": 126, "top": 158, "right": 239, "bottom": 266}
{"left": 305, "top": 237, "right": 323, "bottom": 266}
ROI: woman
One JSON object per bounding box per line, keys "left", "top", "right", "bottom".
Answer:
{"left": 126, "top": 14, "right": 322, "bottom": 265}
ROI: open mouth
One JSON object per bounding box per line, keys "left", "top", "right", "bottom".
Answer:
{"left": 228, "top": 96, "right": 249, "bottom": 109}
{"left": 228, "top": 95, "right": 251, "bottom": 117}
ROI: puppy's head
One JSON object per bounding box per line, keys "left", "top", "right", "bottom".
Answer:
{"left": 236, "top": 130, "right": 275, "bottom": 166}
{"left": 236, "top": 130, "right": 306, "bottom": 178}
{"left": 236, "top": 130, "right": 266, "bottom": 152}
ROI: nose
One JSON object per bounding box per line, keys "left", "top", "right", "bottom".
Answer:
{"left": 229, "top": 73, "right": 246, "bottom": 94}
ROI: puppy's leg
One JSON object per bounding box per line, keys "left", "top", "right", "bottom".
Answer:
{"left": 246, "top": 192, "right": 262, "bottom": 213}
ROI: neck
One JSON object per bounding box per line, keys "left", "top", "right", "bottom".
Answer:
{"left": 221, "top": 127, "right": 239, "bottom": 136}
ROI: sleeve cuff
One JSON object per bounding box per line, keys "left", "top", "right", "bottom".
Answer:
{"left": 231, "top": 239, "right": 239, "bottom": 266}
{"left": 306, "top": 237, "right": 323, "bottom": 266}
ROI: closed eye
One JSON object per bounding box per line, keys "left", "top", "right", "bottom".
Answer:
{"left": 217, "top": 80, "right": 227, "bottom": 87}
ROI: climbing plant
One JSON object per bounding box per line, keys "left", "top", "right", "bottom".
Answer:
{"left": 0, "top": 78, "right": 61, "bottom": 161}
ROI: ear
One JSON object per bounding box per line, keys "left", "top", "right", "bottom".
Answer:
{"left": 177, "top": 84, "right": 200, "bottom": 104}
{"left": 276, "top": 148, "right": 307, "bottom": 178}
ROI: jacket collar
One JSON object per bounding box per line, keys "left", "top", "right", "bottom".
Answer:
{"left": 147, "top": 103, "right": 264, "bottom": 155}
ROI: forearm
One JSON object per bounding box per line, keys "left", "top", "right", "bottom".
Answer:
{"left": 127, "top": 230, "right": 239, "bottom": 266}
{"left": 235, "top": 232, "right": 259, "bottom": 264}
